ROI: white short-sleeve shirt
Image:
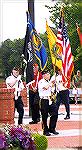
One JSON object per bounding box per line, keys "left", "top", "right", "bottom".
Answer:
{"left": 6, "top": 75, "right": 24, "bottom": 100}
{"left": 56, "top": 75, "right": 67, "bottom": 92}
{"left": 38, "top": 78, "right": 52, "bottom": 98}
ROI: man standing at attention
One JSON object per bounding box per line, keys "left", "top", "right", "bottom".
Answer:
{"left": 6, "top": 67, "right": 24, "bottom": 125}
{"left": 38, "top": 70, "right": 59, "bottom": 136}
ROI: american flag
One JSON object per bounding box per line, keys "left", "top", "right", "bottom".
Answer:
{"left": 56, "top": 13, "right": 74, "bottom": 88}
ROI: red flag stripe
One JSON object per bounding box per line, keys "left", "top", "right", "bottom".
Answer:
{"left": 56, "top": 15, "right": 74, "bottom": 88}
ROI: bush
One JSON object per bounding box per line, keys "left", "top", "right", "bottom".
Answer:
{"left": 32, "top": 133, "right": 48, "bottom": 150}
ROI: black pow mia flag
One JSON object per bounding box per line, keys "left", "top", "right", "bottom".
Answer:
{"left": 22, "top": 12, "right": 34, "bottom": 83}
{"left": 27, "top": 40, "right": 34, "bottom": 63}
{"left": 23, "top": 21, "right": 33, "bottom": 63}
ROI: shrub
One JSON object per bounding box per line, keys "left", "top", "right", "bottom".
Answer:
{"left": 32, "top": 133, "right": 48, "bottom": 150}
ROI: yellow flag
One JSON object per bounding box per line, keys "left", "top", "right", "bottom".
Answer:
{"left": 46, "top": 21, "right": 62, "bottom": 69}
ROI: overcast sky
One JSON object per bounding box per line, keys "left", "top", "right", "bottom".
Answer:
{"left": 0, "top": 0, "right": 55, "bottom": 43}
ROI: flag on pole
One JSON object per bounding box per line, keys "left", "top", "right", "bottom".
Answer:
{"left": 57, "top": 8, "right": 74, "bottom": 88}
{"left": 76, "top": 23, "right": 82, "bottom": 46}
{"left": 46, "top": 21, "right": 62, "bottom": 69}
{"left": 22, "top": 12, "right": 34, "bottom": 83}
{"left": 28, "top": 12, "right": 48, "bottom": 71}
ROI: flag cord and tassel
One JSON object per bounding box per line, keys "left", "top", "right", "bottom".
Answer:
{"left": 51, "top": 58, "right": 57, "bottom": 102}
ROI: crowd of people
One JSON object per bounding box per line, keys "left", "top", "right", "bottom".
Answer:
{"left": 6, "top": 64, "right": 82, "bottom": 136}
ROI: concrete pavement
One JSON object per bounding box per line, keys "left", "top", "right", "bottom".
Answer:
{"left": 14, "top": 104, "right": 82, "bottom": 149}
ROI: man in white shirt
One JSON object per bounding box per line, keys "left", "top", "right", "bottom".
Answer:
{"left": 56, "top": 69, "right": 70, "bottom": 119}
{"left": 6, "top": 67, "right": 24, "bottom": 125}
{"left": 38, "top": 70, "right": 59, "bottom": 136}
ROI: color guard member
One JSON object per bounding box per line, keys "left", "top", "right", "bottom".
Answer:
{"left": 38, "top": 70, "right": 59, "bottom": 136}
{"left": 6, "top": 67, "right": 24, "bottom": 125}
{"left": 56, "top": 69, "right": 70, "bottom": 119}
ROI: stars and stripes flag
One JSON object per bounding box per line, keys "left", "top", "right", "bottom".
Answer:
{"left": 56, "top": 10, "right": 74, "bottom": 88}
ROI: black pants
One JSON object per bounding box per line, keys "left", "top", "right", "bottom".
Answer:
{"left": 14, "top": 96, "right": 24, "bottom": 125}
{"left": 29, "top": 90, "right": 40, "bottom": 122}
{"left": 41, "top": 99, "right": 58, "bottom": 133}
{"left": 56, "top": 89, "right": 70, "bottom": 116}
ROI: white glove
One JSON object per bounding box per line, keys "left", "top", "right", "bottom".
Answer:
{"left": 17, "top": 75, "right": 21, "bottom": 81}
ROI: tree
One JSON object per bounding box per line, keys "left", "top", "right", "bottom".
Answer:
{"left": 0, "top": 39, "right": 13, "bottom": 77}
{"left": 0, "top": 35, "right": 52, "bottom": 79}
{"left": 45, "top": 1, "right": 82, "bottom": 73}
{"left": 59, "top": 0, "right": 81, "bottom": 4}
{"left": 75, "top": 46, "right": 82, "bottom": 72}
{"left": 0, "top": 38, "right": 24, "bottom": 77}
{"left": 8, "top": 38, "right": 24, "bottom": 69}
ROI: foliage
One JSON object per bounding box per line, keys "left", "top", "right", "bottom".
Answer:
{"left": 0, "top": 39, "right": 13, "bottom": 77}
{"left": 74, "top": 46, "right": 82, "bottom": 73}
{"left": 0, "top": 1, "right": 82, "bottom": 77}
{"left": 0, "top": 125, "right": 36, "bottom": 150}
{"left": 0, "top": 125, "right": 49, "bottom": 150}
{"left": 45, "top": 1, "right": 82, "bottom": 73}
{"left": 0, "top": 38, "right": 24, "bottom": 77}
{"left": 59, "top": 0, "right": 81, "bottom": 4}
{"left": 32, "top": 133, "right": 48, "bottom": 150}
{"left": 0, "top": 34, "right": 53, "bottom": 78}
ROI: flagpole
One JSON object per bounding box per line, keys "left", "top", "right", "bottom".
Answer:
{"left": 54, "top": 57, "right": 56, "bottom": 93}
{"left": 28, "top": 0, "right": 35, "bottom": 25}
{"left": 53, "top": 5, "right": 64, "bottom": 81}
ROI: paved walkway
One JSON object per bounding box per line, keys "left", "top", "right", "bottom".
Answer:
{"left": 14, "top": 104, "right": 82, "bottom": 149}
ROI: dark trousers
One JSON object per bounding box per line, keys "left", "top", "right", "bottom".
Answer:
{"left": 41, "top": 99, "right": 58, "bottom": 133}
{"left": 56, "top": 89, "right": 70, "bottom": 116}
{"left": 14, "top": 96, "right": 24, "bottom": 125}
{"left": 29, "top": 90, "right": 40, "bottom": 122}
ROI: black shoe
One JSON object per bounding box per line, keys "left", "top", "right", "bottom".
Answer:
{"left": 43, "top": 132, "right": 51, "bottom": 136}
{"left": 49, "top": 129, "right": 59, "bottom": 135}
{"left": 29, "top": 121, "right": 38, "bottom": 124}
{"left": 64, "top": 115, "right": 70, "bottom": 120}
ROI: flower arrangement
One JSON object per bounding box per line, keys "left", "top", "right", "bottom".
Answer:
{"left": 0, "top": 125, "right": 36, "bottom": 150}
{"left": 0, "top": 124, "right": 48, "bottom": 150}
